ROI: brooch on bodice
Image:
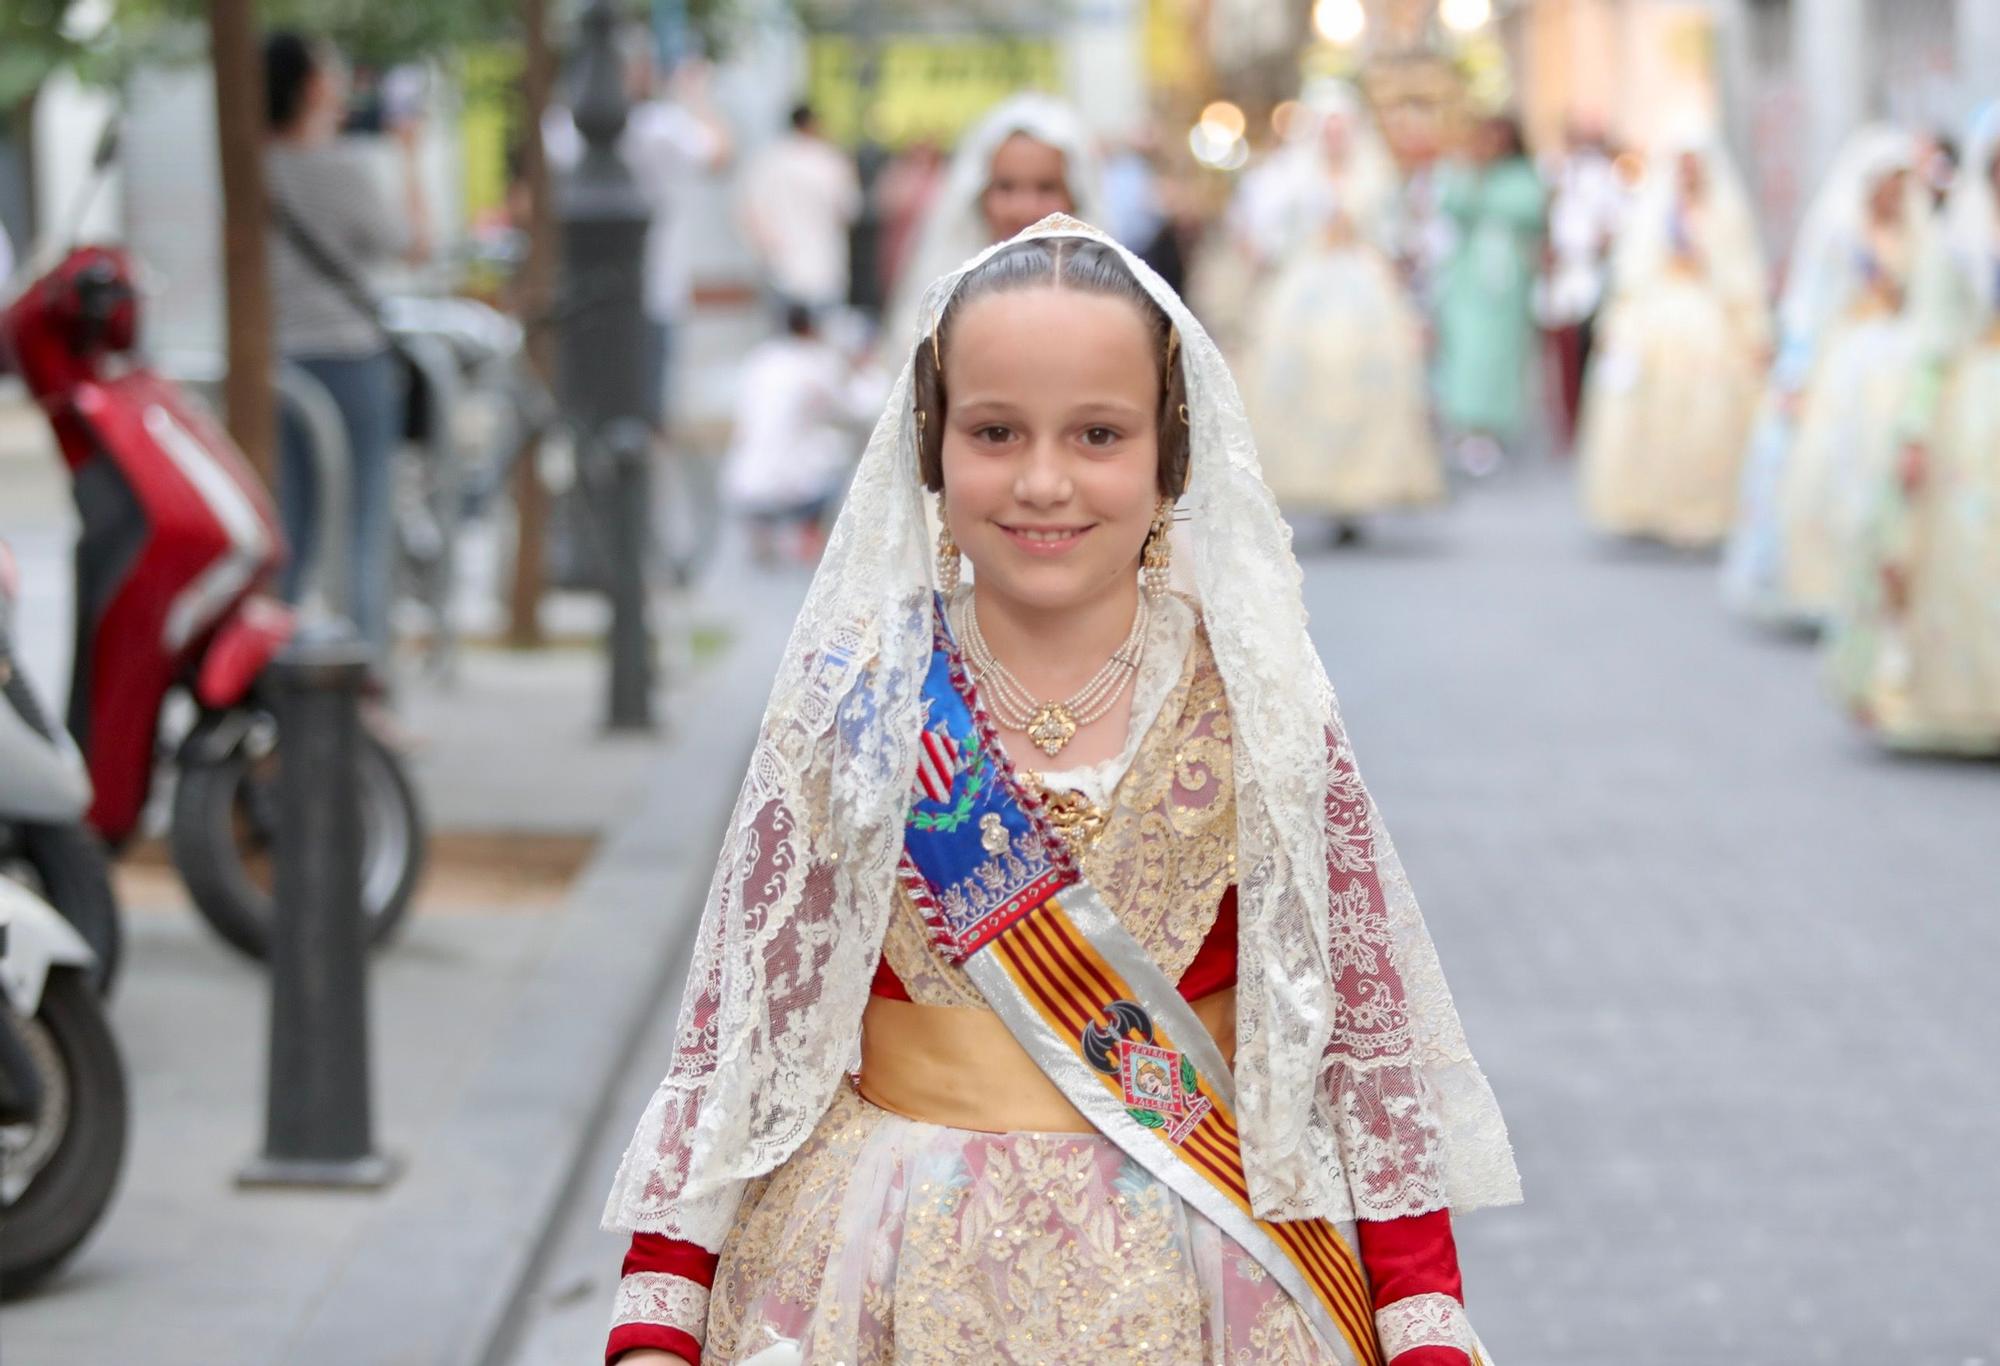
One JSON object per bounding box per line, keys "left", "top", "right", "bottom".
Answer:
{"left": 1023, "top": 772, "right": 1107, "bottom": 856}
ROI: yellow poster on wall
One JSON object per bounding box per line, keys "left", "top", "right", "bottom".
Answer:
{"left": 807, "top": 35, "right": 1061, "bottom": 147}
{"left": 459, "top": 46, "right": 520, "bottom": 232}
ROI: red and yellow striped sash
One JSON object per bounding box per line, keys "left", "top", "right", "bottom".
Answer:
{"left": 989, "top": 895, "right": 1386, "bottom": 1366}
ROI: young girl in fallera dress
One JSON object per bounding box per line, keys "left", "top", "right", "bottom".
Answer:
{"left": 604, "top": 218, "right": 1520, "bottom": 1366}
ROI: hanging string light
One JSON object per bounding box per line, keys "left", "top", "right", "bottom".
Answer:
{"left": 1439, "top": 0, "right": 1493, "bottom": 33}
{"left": 1313, "top": 0, "right": 1368, "bottom": 46}
{"left": 1189, "top": 100, "right": 1250, "bottom": 170}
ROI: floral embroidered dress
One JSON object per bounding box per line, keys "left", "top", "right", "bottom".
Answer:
{"left": 609, "top": 599, "right": 1483, "bottom": 1365}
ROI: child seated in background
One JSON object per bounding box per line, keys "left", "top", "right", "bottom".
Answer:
{"left": 722, "top": 303, "right": 880, "bottom": 564}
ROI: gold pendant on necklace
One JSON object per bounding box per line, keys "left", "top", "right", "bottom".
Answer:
{"left": 1026, "top": 702, "right": 1079, "bottom": 756}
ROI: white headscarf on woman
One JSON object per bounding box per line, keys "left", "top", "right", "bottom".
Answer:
{"left": 1939, "top": 102, "right": 2000, "bottom": 326}
{"left": 604, "top": 215, "right": 1521, "bottom": 1251}
{"left": 1609, "top": 122, "right": 1766, "bottom": 314}
{"left": 881, "top": 93, "right": 1103, "bottom": 350}
{"left": 1776, "top": 126, "right": 1922, "bottom": 358}
{"left": 1250, "top": 78, "right": 1401, "bottom": 261}
{"left": 1895, "top": 104, "right": 2000, "bottom": 405}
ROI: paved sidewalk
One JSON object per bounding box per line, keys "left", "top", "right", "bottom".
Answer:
{"left": 2, "top": 578, "right": 798, "bottom": 1365}
{"left": 1, "top": 385, "right": 815, "bottom": 1362}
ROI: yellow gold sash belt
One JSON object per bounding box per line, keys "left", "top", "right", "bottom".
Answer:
{"left": 857, "top": 989, "right": 1236, "bottom": 1134}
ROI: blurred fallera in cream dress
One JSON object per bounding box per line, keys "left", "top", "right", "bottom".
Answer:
{"left": 1579, "top": 137, "right": 1770, "bottom": 547}
{"left": 1241, "top": 84, "right": 1443, "bottom": 517}
{"left": 1826, "top": 108, "right": 2000, "bottom": 753}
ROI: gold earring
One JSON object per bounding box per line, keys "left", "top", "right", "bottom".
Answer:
{"left": 1142, "top": 499, "right": 1173, "bottom": 600}
{"left": 936, "top": 491, "right": 961, "bottom": 594}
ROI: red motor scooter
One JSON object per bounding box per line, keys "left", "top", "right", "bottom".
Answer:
{"left": 0, "top": 245, "right": 423, "bottom": 961}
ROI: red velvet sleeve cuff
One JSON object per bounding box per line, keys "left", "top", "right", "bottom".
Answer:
{"left": 1390, "top": 1348, "right": 1473, "bottom": 1366}
{"left": 606, "top": 1322, "right": 703, "bottom": 1366}
{"left": 605, "top": 1235, "right": 718, "bottom": 1365}
{"left": 1357, "top": 1209, "right": 1463, "bottom": 1309}
{"left": 1357, "top": 1211, "right": 1473, "bottom": 1364}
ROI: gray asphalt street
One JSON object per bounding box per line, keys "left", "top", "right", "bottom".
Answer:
{"left": 508, "top": 466, "right": 1999, "bottom": 1366}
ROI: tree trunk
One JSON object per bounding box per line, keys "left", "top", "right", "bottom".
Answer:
{"left": 209, "top": 0, "right": 276, "bottom": 484}
{"left": 508, "top": 0, "right": 558, "bottom": 647}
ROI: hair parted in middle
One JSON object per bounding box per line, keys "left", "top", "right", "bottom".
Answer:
{"left": 912, "top": 236, "right": 1191, "bottom": 499}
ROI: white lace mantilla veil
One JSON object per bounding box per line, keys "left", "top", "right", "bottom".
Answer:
{"left": 880, "top": 93, "right": 1104, "bottom": 352}
{"left": 1776, "top": 126, "right": 1920, "bottom": 355}
{"left": 1610, "top": 122, "right": 1766, "bottom": 308}
{"left": 1255, "top": 78, "right": 1402, "bottom": 261}
{"left": 1929, "top": 103, "right": 2000, "bottom": 337}
{"left": 604, "top": 215, "right": 1522, "bottom": 1250}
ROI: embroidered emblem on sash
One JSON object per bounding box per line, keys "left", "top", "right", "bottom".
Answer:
{"left": 1082, "top": 999, "right": 1213, "bottom": 1145}
{"left": 915, "top": 725, "right": 962, "bottom": 805}
{"left": 900, "top": 607, "right": 1074, "bottom": 963}
{"left": 907, "top": 725, "right": 988, "bottom": 835}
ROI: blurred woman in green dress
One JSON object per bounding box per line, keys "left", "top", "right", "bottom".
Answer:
{"left": 1434, "top": 116, "right": 1546, "bottom": 475}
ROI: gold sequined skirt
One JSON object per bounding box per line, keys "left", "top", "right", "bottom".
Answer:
{"left": 704, "top": 1084, "right": 1360, "bottom": 1365}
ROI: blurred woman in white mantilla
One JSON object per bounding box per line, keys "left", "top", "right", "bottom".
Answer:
{"left": 1723, "top": 127, "right": 1923, "bottom": 625}
{"left": 1579, "top": 126, "right": 1770, "bottom": 548}
{"left": 1825, "top": 105, "right": 2000, "bottom": 754}
{"left": 1241, "top": 82, "right": 1443, "bottom": 538}
{"left": 879, "top": 93, "right": 1102, "bottom": 353}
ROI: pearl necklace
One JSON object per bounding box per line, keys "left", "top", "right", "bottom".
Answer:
{"left": 960, "top": 594, "right": 1150, "bottom": 757}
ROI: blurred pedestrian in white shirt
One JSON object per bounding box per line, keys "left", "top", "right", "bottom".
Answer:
{"left": 739, "top": 103, "right": 862, "bottom": 309}
{"left": 1537, "top": 120, "right": 1628, "bottom": 450}
{"left": 544, "top": 39, "right": 731, "bottom": 426}
{"left": 723, "top": 303, "right": 881, "bottom": 564}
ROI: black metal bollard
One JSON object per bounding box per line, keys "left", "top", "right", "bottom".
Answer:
{"left": 238, "top": 631, "right": 396, "bottom": 1189}
{"left": 558, "top": 0, "right": 659, "bottom": 734}
{"left": 598, "top": 417, "right": 657, "bottom": 733}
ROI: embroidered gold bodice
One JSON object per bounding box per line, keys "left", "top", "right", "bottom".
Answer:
{"left": 880, "top": 621, "right": 1236, "bottom": 1007}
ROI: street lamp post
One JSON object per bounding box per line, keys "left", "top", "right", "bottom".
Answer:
{"left": 560, "top": 0, "right": 657, "bottom": 733}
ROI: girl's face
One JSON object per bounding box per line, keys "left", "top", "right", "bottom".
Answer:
{"left": 1867, "top": 168, "right": 1910, "bottom": 227}
{"left": 1318, "top": 114, "right": 1352, "bottom": 168}
{"left": 1676, "top": 151, "right": 1707, "bottom": 203}
{"left": 981, "top": 134, "right": 1074, "bottom": 242}
{"left": 939, "top": 286, "right": 1161, "bottom": 617}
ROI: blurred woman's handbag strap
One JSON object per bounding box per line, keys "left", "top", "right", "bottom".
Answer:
{"left": 269, "top": 197, "right": 420, "bottom": 373}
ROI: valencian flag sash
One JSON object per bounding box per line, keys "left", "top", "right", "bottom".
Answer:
{"left": 897, "top": 602, "right": 1387, "bottom": 1366}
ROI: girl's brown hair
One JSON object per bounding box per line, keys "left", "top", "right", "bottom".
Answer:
{"left": 913, "top": 237, "right": 1190, "bottom": 498}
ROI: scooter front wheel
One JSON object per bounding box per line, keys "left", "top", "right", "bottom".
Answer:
{"left": 0, "top": 968, "right": 129, "bottom": 1293}
{"left": 168, "top": 717, "right": 425, "bottom": 961}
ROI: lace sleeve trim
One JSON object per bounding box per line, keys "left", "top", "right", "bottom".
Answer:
{"left": 611, "top": 1271, "right": 710, "bottom": 1343}
{"left": 1377, "top": 1292, "right": 1473, "bottom": 1360}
